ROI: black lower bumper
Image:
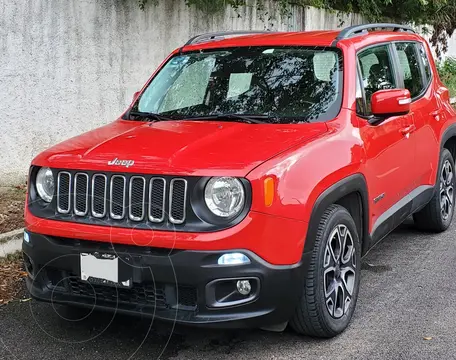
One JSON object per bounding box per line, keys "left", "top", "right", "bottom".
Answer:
{"left": 23, "top": 232, "right": 310, "bottom": 329}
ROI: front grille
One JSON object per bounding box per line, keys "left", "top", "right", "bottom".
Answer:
{"left": 169, "top": 179, "right": 187, "bottom": 224}
{"left": 149, "top": 178, "right": 166, "bottom": 222}
{"left": 68, "top": 276, "right": 168, "bottom": 308}
{"left": 74, "top": 173, "right": 89, "bottom": 216}
{"left": 57, "top": 172, "right": 71, "bottom": 213}
{"left": 129, "top": 176, "right": 146, "bottom": 221}
{"left": 110, "top": 175, "right": 126, "bottom": 219}
{"left": 44, "top": 269, "right": 198, "bottom": 310}
{"left": 56, "top": 171, "right": 188, "bottom": 226}
{"left": 92, "top": 174, "right": 107, "bottom": 218}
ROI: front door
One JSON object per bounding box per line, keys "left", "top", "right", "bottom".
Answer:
{"left": 356, "top": 44, "right": 416, "bottom": 232}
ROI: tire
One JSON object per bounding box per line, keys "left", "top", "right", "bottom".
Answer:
{"left": 290, "top": 204, "right": 361, "bottom": 338}
{"left": 413, "top": 148, "right": 455, "bottom": 232}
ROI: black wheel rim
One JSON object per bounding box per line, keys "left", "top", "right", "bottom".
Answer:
{"left": 440, "top": 159, "right": 454, "bottom": 221}
{"left": 323, "top": 225, "right": 356, "bottom": 319}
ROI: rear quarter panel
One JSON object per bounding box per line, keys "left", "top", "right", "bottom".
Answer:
{"left": 421, "top": 39, "right": 456, "bottom": 185}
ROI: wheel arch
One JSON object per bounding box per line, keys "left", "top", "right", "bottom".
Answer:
{"left": 303, "top": 174, "right": 370, "bottom": 256}
{"left": 442, "top": 126, "right": 456, "bottom": 164}
{"left": 437, "top": 124, "right": 456, "bottom": 190}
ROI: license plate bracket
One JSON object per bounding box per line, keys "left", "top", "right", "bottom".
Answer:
{"left": 80, "top": 252, "right": 132, "bottom": 288}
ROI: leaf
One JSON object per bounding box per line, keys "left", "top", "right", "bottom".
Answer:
{"left": 423, "top": 336, "right": 433, "bottom": 340}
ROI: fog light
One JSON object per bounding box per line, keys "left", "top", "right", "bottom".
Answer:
{"left": 236, "top": 280, "right": 251, "bottom": 295}
{"left": 218, "top": 253, "right": 250, "bottom": 265}
{"left": 23, "top": 231, "right": 30, "bottom": 243}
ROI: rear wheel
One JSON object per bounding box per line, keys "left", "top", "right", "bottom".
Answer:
{"left": 413, "top": 148, "right": 455, "bottom": 232}
{"left": 290, "top": 204, "right": 361, "bottom": 337}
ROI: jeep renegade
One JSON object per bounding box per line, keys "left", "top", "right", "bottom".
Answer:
{"left": 23, "top": 23, "right": 456, "bottom": 337}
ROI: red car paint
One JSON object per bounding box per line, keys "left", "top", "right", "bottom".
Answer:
{"left": 26, "top": 29, "right": 456, "bottom": 266}
{"left": 31, "top": 121, "right": 328, "bottom": 177}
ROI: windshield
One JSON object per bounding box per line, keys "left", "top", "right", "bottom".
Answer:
{"left": 133, "top": 47, "right": 343, "bottom": 124}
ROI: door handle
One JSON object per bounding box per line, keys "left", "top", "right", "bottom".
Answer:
{"left": 401, "top": 125, "right": 416, "bottom": 137}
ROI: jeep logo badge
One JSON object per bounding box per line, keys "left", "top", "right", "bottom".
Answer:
{"left": 108, "top": 158, "right": 135, "bottom": 168}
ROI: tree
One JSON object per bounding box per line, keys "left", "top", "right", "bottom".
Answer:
{"left": 137, "top": 0, "right": 456, "bottom": 57}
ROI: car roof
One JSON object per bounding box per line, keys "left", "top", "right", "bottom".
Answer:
{"left": 180, "top": 26, "right": 425, "bottom": 53}
{"left": 182, "top": 31, "right": 340, "bottom": 51}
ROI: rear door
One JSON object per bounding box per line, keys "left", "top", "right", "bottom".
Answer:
{"left": 356, "top": 44, "right": 416, "bottom": 229}
{"left": 393, "top": 41, "right": 440, "bottom": 187}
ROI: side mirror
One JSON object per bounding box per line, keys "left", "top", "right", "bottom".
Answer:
{"left": 370, "top": 89, "right": 411, "bottom": 122}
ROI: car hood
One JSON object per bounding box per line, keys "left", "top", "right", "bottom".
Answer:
{"left": 33, "top": 120, "right": 328, "bottom": 176}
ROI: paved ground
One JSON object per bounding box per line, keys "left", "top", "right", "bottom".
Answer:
{"left": 1, "top": 218, "right": 456, "bottom": 360}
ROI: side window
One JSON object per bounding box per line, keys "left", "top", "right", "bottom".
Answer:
{"left": 358, "top": 45, "right": 397, "bottom": 114}
{"left": 418, "top": 43, "right": 432, "bottom": 83}
{"left": 395, "top": 42, "right": 425, "bottom": 98}
{"left": 356, "top": 68, "right": 365, "bottom": 115}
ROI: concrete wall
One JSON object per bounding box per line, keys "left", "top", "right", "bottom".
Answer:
{"left": 0, "top": 0, "right": 451, "bottom": 185}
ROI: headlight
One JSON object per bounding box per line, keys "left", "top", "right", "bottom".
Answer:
{"left": 204, "top": 177, "right": 245, "bottom": 218}
{"left": 36, "top": 167, "right": 55, "bottom": 203}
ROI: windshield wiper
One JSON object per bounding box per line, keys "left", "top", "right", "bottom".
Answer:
{"left": 128, "top": 111, "right": 175, "bottom": 122}
{"left": 186, "top": 114, "right": 269, "bottom": 124}
{"left": 130, "top": 111, "right": 271, "bottom": 124}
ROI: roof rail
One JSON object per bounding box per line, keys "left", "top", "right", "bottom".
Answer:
{"left": 335, "top": 23, "right": 416, "bottom": 41}
{"left": 184, "top": 30, "right": 275, "bottom": 46}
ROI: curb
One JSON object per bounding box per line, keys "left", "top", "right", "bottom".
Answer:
{"left": 0, "top": 228, "right": 23, "bottom": 258}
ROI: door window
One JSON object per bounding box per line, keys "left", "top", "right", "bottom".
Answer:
{"left": 418, "top": 43, "right": 432, "bottom": 84}
{"left": 356, "top": 69, "right": 365, "bottom": 115}
{"left": 358, "top": 45, "right": 397, "bottom": 114}
{"left": 395, "top": 42, "right": 425, "bottom": 98}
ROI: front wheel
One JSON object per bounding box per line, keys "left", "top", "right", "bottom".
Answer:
{"left": 290, "top": 204, "right": 361, "bottom": 337}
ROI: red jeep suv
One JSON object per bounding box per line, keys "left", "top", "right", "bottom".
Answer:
{"left": 23, "top": 23, "right": 456, "bottom": 337}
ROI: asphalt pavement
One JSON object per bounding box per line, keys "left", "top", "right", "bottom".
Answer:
{"left": 1, "top": 218, "right": 456, "bottom": 360}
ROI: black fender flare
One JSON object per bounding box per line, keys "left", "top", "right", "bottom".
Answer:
{"left": 440, "top": 123, "right": 456, "bottom": 150}
{"left": 303, "top": 174, "right": 370, "bottom": 255}
{"left": 438, "top": 123, "right": 456, "bottom": 184}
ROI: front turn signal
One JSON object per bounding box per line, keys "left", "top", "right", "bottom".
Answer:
{"left": 264, "top": 177, "right": 274, "bottom": 207}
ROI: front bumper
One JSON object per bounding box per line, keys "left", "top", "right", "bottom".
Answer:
{"left": 25, "top": 210, "right": 308, "bottom": 265}
{"left": 23, "top": 232, "right": 311, "bottom": 328}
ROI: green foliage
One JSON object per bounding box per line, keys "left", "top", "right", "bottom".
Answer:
{"left": 137, "top": 0, "right": 456, "bottom": 56}
{"left": 185, "top": 0, "right": 245, "bottom": 13}
{"left": 437, "top": 57, "right": 456, "bottom": 96}
{"left": 138, "top": 0, "right": 157, "bottom": 10}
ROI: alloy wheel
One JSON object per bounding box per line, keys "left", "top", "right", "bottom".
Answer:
{"left": 440, "top": 159, "right": 454, "bottom": 221}
{"left": 323, "top": 224, "right": 356, "bottom": 319}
